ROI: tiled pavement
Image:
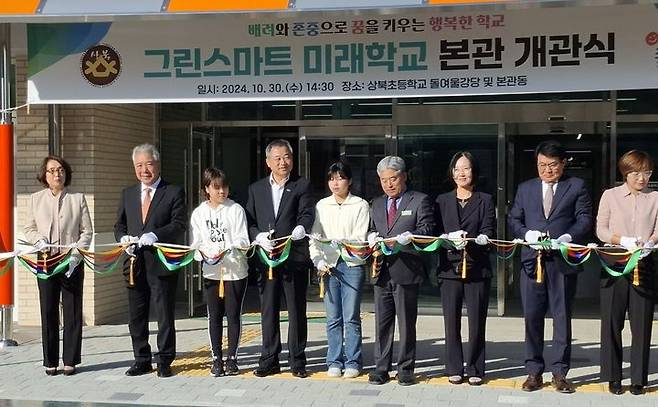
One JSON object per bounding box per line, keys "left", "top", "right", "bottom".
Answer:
{"left": 2, "top": 311, "right": 658, "bottom": 406}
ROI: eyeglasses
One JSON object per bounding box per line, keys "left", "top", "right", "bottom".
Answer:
{"left": 628, "top": 171, "right": 653, "bottom": 179}
{"left": 453, "top": 167, "right": 472, "bottom": 174}
{"left": 537, "top": 161, "right": 562, "bottom": 171}
{"left": 46, "top": 168, "right": 65, "bottom": 175}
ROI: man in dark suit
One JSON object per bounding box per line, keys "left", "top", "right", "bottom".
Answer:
{"left": 114, "top": 143, "right": 186, "bottom": 378}
{"left": 246, "top": 139, "right": 314, "bottom": 378}
{"left": 367, "top": 156, "right": 435, "bottom": 386}
{"left": 508, "top": 140, "right": 592, "bottom": 393}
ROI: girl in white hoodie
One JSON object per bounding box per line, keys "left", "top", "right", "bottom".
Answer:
{"left": 190, "top": 168, "right": 249, "bottom": 377}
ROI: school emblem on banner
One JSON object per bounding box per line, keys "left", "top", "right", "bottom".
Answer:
{"left": 80, "top": 44, "right": 121, "bottom": 87}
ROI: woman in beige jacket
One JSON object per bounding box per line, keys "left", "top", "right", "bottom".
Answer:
{"left": 309, "top": 161, "right": 370, "bottom": 378}
{"left": 24, "top": 156, "right": 93, "bottom": 376}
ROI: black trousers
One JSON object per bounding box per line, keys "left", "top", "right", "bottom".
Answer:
{"left": 600, "top": 270, "right": 654, "bottom": 385}
{"left": 440, "top": 278, "right": 490, "bottom": 378}
{"left": 520, "top": 262, "right": 577, "bottom": 377}
{"left": 373, "top": 274, "right": 419, "bottom": 374}
{"left": 127, "top": 270, "right": 178, "bottom": 366}
{"left": 205, "top": 277, "right": 248, "bottom": 361}
{"left": 37, "top": 263, "right": 84, "bottom": 368}
{"left": 257, "top": 262, "right": 308, "bottom": 370}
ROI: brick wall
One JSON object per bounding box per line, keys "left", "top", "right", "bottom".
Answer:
{"left": 14, "top": 54, "right": 156, "bottom": 326}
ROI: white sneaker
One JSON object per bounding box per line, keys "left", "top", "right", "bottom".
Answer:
{"left": 344, "top": 368, "right": 360, "bottom": 378}
{"left": 327, "top": 367, "right": 342, "bottom": 377}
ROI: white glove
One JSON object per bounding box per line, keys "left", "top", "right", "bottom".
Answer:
{"left": 330, "top": 239, "right": 340, "bottom": 249}
{"left": 447, "top": 230, "right": 466, "bottom": 240}
{"left": 475, "top": 234, "right": 489, "bottom": 246}
{"left": 255, "top": 232, "right": 273, "bottom": 252}
{"left": 556, "top": 233, "right": 572, "bottom": 244}
{"left": 620, "top": 236, "right": 639, "bottom": 251}
{"left": 138, "top": 232, "right": 158, "bottom": 247}
{"left": 291, "top": 225, "right": 306, "bottom": 241}
{"left": 35, "top": 239, "right": 48, "bottom": 251}
{"left": 439, "top": 233, "right": 448, "bottom": 239}
{"left": 367, "top": 232, "right": 381, "bottom": 246}
{"left": 587, "top": 243, "right": 598, "bottom": 248}
{"left": 524, "top": 230, "right": 543, "bottom": 244}
{"left": 640, "top": 240, "right": 655, "bottom": 259}
{"left": 316, "top": 259, "right": 330, "bottom": 272}
{"left": 66, "top": 255, "right": 81, "bottom": 278}
{"left": 550, "top": 233, "right": 572, "bottom": 250}
{"left": 120, "top": 235, "right": 139, "bottom": 245}
{"left": 395, "top": 231, "right": 413, "bottom": 245}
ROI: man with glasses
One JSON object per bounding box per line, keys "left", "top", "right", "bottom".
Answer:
{"left": 509, "top": 140, "right": 593, "bottom": 393}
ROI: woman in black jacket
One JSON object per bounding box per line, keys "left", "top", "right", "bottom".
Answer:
{"left": 435, "top": 151, "right": 495, "bottom": 386}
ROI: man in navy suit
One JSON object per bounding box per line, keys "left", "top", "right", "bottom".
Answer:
{"left": 114, "top": 144, "right": 187, "bottom": 378}
{"left": 508, "top": 140, "right": 592, "bottom": 393}
{"left": 367, "top": 156, "right": 435, "bottom": 386}
{"left": 246, "top": 139, "right": 315, "bottom": 378}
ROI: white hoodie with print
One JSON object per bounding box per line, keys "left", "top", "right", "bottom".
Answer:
{"left": 190, "top": 199, "right": 250, "bottom": 281}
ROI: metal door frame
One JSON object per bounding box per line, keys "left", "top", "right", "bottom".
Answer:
{"left": 299, "top": 125, "right": 394, "bottom": 180}
{"left": 159, "top": 124, "right": 217, "bottom": 317}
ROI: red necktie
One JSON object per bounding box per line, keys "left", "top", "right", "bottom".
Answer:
{"left": 387, "top": 197, "right": 398, "bottom": 227}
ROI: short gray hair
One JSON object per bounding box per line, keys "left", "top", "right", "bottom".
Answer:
{"left": 265, "top": 139, "right": 293, "bottom": 159}
{"left": 132, "top": 143, "right": 160, "bottom": 163}
{"left": 377, "top": 156, "right": 406, "bottom": 176}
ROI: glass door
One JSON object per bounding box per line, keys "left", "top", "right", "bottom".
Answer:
{"left": 300, "top": 125, "right": 390, "bottom": 203}
{"left": 160, "top": 125, "right": 216, "bottom": 317}
{"left": 300, "top": 125, "right": 391, "bottom": 308}
{"left": 508, "top": 122, "right": 609, "bottom": 312}
{"left": 397, "top": 124, "right": 500, "bottom": 312}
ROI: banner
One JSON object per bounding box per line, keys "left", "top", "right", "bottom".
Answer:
{"left": 26, "top": 3, "right": 658, "bottom": 103}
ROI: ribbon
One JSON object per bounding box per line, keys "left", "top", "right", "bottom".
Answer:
{"left": 17, "top": 250, "right": 71, "bottom": 279}
{"left": 558, "top": 245, "right": 592, "bottom": 267}
{"left": 155, "top": 245, "right": 196, "bottom": 271}
{"left": 5, "top": 235, "right": 655, "bottom": 282}
{"left": 596, "top": 248, "right": 642, "bottom": 279}
{"left": 256, "top": 239, "right": 292, "bottom": 273}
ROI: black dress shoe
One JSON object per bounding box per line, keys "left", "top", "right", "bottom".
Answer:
{"left": 397, "top": 372, "right": 416, "bottom": 386}
{"left": 522, "top": 374, "right": 543, "bottom": 392}
{"left": 291, "top": 368, "right": 308, "bottom": 378}
{"left": 45, "top": 367, "right": 58, "bottom": 376}
{"left": 630, "top": 384, "right": 645, "bottom": 395}
{"left": 125, "top": 362, "right": 153, "bottom": 376}
{"left": 253, "top": 365, "right": 280, "bottom": 377}
{"left": 368, "top": 370, "right": 390, "bottom": 385}
{"left": 608, "top": 381, "right": 623, "bottom": 395}
{"left": 157, "top": 364, "right": 173, "bottom": 378}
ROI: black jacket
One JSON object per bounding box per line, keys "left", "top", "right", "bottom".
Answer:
{"left": 245, "top": 174, "right": 315, "bottom": 264}
{"left": 435, "top": 190, "right": 495, "bottom": 280}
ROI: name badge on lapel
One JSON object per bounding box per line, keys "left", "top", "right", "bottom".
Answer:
{"left": 401, "top": 210, "right": 412, "bottom": 216}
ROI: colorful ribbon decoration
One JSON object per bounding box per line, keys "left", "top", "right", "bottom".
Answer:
{"left": 16, "top": 250, "right": 72, "bottom": 279}
{"left": 2, "top": 235, "right": 653, "bottom": 282}
{"left": 255, "top": 238, "right": 292, "bottom": 280}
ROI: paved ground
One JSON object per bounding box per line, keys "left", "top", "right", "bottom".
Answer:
{"left": 2, "top": 309, "right": 658, "bottom": 407}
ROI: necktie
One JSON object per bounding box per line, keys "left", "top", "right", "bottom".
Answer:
{"left": 387, "top": 197, "right": 398, "bottom": 227}
{"left": 142, "top": 187, "right": 151, "bottom": 223}
{"left": 543, "top": 183, "right": 554, "bottom": 218}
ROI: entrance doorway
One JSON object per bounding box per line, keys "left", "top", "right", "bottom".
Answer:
{"left": 506, "top": 122, "right": 610, "bottom": 313}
